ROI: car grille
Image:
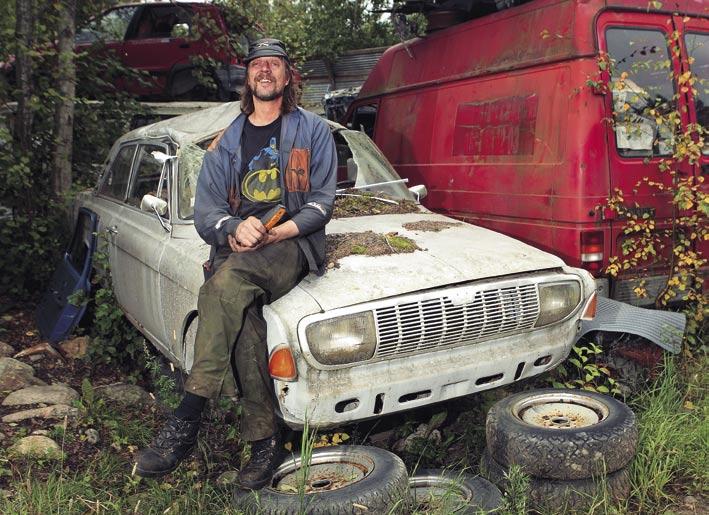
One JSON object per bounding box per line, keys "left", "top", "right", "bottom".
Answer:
{"left": 374, "top": 284, "right": 540, "bottom": 358}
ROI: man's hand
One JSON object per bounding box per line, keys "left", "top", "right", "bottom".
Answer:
{"left": 229, "top": 219, "right": 300, "bottom": 253}
{"left": 234, "top": 216, "right": 267, "bottom": 248}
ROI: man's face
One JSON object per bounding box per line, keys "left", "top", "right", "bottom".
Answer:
{"left": 247, "top": 56, "right": 289, "bottom": 102}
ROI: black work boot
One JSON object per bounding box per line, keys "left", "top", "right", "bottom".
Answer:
{"left": 238, "top": 433, "right": 283, "bottom": 490}
{"left": 135, "top": 414, "right": 200, "bottom": 478}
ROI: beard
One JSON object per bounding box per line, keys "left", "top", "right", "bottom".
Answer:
{"left": 253, "top": 86, "right": 285, "bottom": 102}
{"left": 250, "top": 73, "right": 287, "bottom": 102}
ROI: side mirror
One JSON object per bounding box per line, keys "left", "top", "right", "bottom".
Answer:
{"left": 409, "top": 184, "right": 427, "bottom": 202}
{"left": 171, "top": 23, "right": 190, "bottom": 38}
{"left": 141, "top": 194, "right": 168, "bottom": 216}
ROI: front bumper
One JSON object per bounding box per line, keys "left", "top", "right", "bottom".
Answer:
{"left": 274, "top": 317, "right": 580, "bottom": 429}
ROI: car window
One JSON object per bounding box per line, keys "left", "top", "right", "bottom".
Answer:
{"left": 99, "top": 145, "right": 136, "bottom": 200}
{"left": 177, "top": 143, "right": 207, "bottom": 220}
{"left": 606, "top": 28, "right": 675, "bottom": 157}
{"left": 685, "top": 32, "right": 708, "bottom": 154}
{"left": 350, "top": 104, "right": 378, "bottom": 138}
{"left": 130, "top": 5, "right": 193, "bottom": 40}
{"left": 76, "top": 6, "right": 138, "bottom": 44}
{"left": 126, "top": 145, "right": 169, "bottom": 216}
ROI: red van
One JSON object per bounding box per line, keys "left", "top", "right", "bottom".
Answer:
{"left": 345, "top": 0, "right": 707, "bottom": 305}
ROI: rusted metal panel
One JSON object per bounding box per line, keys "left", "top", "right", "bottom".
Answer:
{"left": 359, "top": 0, "right": 600, "bottom": 100}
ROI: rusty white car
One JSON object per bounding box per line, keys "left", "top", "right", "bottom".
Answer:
{"left": 73, "top": 102, "right": 597, "bottom": 429}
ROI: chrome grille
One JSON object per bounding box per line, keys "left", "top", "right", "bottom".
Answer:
{"left": 374, "top": 284, "right": 540, "bottom": 358}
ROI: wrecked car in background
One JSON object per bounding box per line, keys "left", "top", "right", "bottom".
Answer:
{"left": 68, "top": 102, "right": 598, "bottom": 428}
{"left": 74, "top": 2, "right": 245, "bottom": 100}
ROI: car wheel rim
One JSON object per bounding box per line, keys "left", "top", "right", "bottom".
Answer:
{"left": 409, "top": 475, "right": 473, "bottom": 513}
{"left": 270, "top": 449, "right": 374, "bottom": 494}
{"left": 511, "top": 392, "right": 609, "bottom": 429}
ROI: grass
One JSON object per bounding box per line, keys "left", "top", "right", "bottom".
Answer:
{"left": 627, "top": 355, "right": 708, "bottom": 513}
{"left": 0, "top": 352, "right": 705, "bottom": 514}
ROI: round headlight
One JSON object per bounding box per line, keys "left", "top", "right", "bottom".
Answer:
{"left": 535, "top": 282, "right": 581, "bottom": 327}
{"left": 305, "top": 312, "right": 377, "bottom": 365}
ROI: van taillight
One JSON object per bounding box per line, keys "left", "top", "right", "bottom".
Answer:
{"left": 581, "top": 231, "right": 604, "bottom": 273}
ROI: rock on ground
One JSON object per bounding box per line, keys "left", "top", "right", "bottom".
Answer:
{"left": 9, "top": 435, "right": 63, "bottom": 460}
{"left": 59, "top": 336, "right": 89, "bottom": 359}
{"left": 2, "top": 384, "right": 79, "bottom": 407}
{"left": 2, "top": 404, "right": 78, "bottom": 423}
{"left": 95, "top": 383, "right": 153, "bottom": 406}
{"left": 0, "top": 342, "right": 15, "bottom": 358}
{"left": 0, "top": 358, "right": 46, "bottom": 393}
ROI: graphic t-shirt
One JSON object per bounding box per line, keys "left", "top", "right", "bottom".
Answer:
{"left": 239, "top": 116, "right": 283, "bottom": 220}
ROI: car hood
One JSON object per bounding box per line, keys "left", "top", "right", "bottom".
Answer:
{"left": 296, "top": 212, "right": 566, "bottom": 312}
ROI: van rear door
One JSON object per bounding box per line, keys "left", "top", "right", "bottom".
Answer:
{"left": 597, "top": 12, "right": 695, "bottom": 302}
{"left": 677, "top": 19, "right": 708, "bottom": 271}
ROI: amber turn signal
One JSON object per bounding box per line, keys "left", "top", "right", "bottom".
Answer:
{"left": 269, "top": 345, "right": 297, "bottom": 381}
{"left": 581, "top": 292, "right": 598, "bottom": 320}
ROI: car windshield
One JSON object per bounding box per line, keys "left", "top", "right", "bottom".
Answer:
{"left": 176, "top": 127, "right": 415, "bottom": 220}
{"left": 336, "top": 129, "right": 415, "bottom": 201}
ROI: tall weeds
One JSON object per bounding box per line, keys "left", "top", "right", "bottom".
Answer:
{"left": 628, "top": 356, "right": 708, "bottom": 512}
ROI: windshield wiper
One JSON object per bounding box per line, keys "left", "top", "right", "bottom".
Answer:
{"left": 335, "top": 178, "right": 408, "bottom": 194}
{"left": 335, "top": 193, "right": 399, "bottom": 205}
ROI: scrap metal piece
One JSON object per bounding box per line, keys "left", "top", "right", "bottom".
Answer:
{"left": 577, "top": 297, "right": 685, "bottom": 354}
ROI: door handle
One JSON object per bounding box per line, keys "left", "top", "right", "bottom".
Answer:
{"left": 179, "top": 43, "right": 190, "bottom": 49}
{"left": 702, "top": 163, "right": 708, "bottom": 175}
{"left": 107, "top": 225, "right": 118, "bottom": 235}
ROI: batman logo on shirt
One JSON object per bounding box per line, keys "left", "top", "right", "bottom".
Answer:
{"left": 242, "top": 137, "right": 282, "bottom": 202}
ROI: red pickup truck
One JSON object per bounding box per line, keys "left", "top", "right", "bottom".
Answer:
{"left": 75, "top": 2, "right": 245, "bottom": 100}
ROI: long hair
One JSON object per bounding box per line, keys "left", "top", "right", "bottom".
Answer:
{"left": 240, "top": 61, "right": 300, "bottom": 116}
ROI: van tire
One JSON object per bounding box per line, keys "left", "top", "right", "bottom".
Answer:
{"left": 408, "top": 469, "right": 502, "bottom": 514}
{"left": 486, "top": 389, "right": 637, "bottom": 480}
{"left": 233, "top": 445, "right": 409, "bottom": 514}
{"left": 480, "top": 450, "right": 631, "bottom": 512}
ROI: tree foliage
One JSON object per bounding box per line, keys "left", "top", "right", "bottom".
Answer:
{"left": 0, "top": 0, "right": 145, "bottom": 296}
{"left": 216, "top": 0, "right": 396, "bottom": 63}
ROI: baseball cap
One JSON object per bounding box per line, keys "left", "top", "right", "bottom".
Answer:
{"left": 245, "top": 38, "right": 290, "bottom": 63}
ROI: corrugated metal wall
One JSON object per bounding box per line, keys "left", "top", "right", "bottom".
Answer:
{"left": 300, "top": 47, "right": 387, "bottom": 112}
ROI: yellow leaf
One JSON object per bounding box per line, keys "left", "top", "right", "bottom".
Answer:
{"left": 684, "top": 400, "right": 695, "bottom": 410}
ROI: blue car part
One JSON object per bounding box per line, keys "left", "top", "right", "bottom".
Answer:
{"left": 36, "top": 208, "right": 98, "bottom": 343}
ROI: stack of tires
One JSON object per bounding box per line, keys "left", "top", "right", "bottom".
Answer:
{"left": 481, "top": 389, "right": 638, "bottom": 512}
{"left": 234, "top": 445, "right": 503, "bottom": 514}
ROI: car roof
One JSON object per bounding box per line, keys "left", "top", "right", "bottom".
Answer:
{"left": 118, "top": 102, "right": 345, "bottom": 148}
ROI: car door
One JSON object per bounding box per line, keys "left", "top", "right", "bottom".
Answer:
{"left": 109, "top": 141, "right": 173, "bottom": 352}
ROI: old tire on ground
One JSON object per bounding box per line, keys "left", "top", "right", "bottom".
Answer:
{"left": 408, "top": 468, "right": 502, "bottom": 514}
{"left": 233, "top": 445, "right": 409, "bottom": 514}
{"left": 486, "top": 389, "right": 637, "bottom": 480}
{"left": 480, "top": 450, "right": 631, "bottom": 512}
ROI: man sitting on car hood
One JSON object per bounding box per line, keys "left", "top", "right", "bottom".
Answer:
{"left": 135, "top": 38, "right": 337, "bottom": 490}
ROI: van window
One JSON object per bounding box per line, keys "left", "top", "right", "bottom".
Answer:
{"left": 351, "top": 104, "right": 378, "bottom": 138}
{"left": 685, "top": 32, "right": 708, "bottom": 154}
{"left": 606, "top": 28, "right": 675, "bottom": 157}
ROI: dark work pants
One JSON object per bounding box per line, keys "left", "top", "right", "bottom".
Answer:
{"left": 184, "top": 239, "right": 307, "bottom": 441}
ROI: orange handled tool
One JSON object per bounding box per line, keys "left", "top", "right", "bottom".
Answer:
{"left": 260, "top": 204, "right": 287, "bottom": 231}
